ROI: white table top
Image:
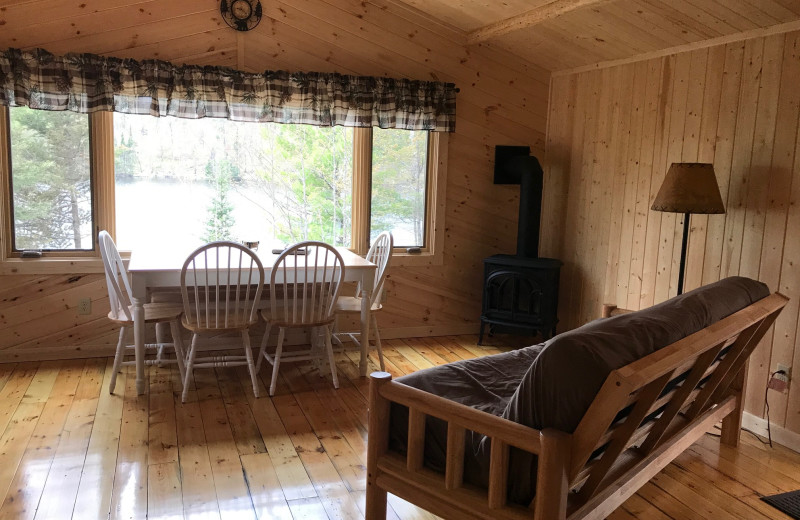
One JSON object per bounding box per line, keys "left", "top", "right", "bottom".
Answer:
{"left": 128, "top": 245, "right": 376, "bottom": 273}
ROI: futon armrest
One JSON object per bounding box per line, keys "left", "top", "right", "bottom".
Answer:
{"left": 378, "top": 374, "right": 543, "bottom": 454}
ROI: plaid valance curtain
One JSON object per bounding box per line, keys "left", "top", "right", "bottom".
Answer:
{"left": 0, "top": 48, "right": 457, "bottom": 132}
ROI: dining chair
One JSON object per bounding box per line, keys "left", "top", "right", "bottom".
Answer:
{"left": 99, "top": 230, "right": 186, "bottom": 394}
{"left": 179, "top": 241, "right": 264, "bottom": 403}
{"left": 333, "top": 231, "right": 393, "bottom": 371}
{"left": 256, "top": 241, "right": 345, "bottom": 396}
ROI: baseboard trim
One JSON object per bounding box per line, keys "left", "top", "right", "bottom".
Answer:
{"left": 0, "top": 324, "right": 481, "bottom": 363}
{"left": 742, "top": 411, "right": 800, "bottom": 453}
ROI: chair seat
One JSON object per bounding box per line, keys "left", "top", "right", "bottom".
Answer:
{"left": 181, "top": 313, "right": 258, "bottom": 334}
{"left": 259, "top": 303, "right": 336, "bottom": 328}
{"left": 108, "top": 302, "right": 183, "bottom": 324}
{"left": 334, "top": 296, "right": 382, "bottom": 313}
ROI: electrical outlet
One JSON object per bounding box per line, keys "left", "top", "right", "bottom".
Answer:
{"left": 777, "top": 363, "right": 791, "bottom": 382}
{"left": 77, "top": 298, "right": 92, "bottom": 315}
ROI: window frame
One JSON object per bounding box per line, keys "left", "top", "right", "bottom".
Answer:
{"left": 0, "top": 107, "right": 445, "bottom": 274}
{"left": 351, "top": 128, "right": 446, "bottom": 266}
{"left": 4, "top": 106, "right": 98, "bottom": 256}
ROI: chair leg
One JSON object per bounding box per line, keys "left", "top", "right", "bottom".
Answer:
{"left": 169, "top": 320, "right": 186, "bottom": 385}
{"left": 182, "top": 334, "right": 199, "bottom": 404}
{"left": 315, "top": 326, "right": 327, "bottom": 378}
{"left": 269, "top": 328, "right": 285, "bottom": 397}
{"left": 242, "top": 330, "right": 260, "bottom": 399}
{"left": 255, "top": 323, "right": 272, "bottom": 373}
{"left": 109, "top": 326, "right": 127, "bottom": 394}
{"left": 331, "top": 315, "right": 345, "bottom": 348}
{"left": 155, "top": 322, "right": 166, "bottom": 366}
{"left": 372, "top": 314, "right": 385, "bottom": 371}
{"left": 324, "top": 325, "right": 339, "bottom": 389}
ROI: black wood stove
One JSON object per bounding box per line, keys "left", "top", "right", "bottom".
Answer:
{"left": 479, "top": 146, "right": 562, "bottom": 345}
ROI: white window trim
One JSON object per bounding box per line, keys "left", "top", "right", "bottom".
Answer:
{"left": 0, "top": 107, "right": 446, "bottom": 274}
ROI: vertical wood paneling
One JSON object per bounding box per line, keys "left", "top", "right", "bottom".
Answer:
{"left": 743, "top": 34, "right": 786, "bottom": 416}
{"left": 615, "top": 60, "right": 649, "bottom": 308}
{"left": 546, "top": 29, "right": 800, "bottom": 435}
{"left": 762, "top": 32, "right": 800, "bottom": 427}
{"left": 639, "top": 56, "right": 673, "bottom": 310}
{"left": 626, "top": 59, "right": 663, "bottom": 310}
{"left": 701, "top": 41, "right": 745, "bottom": 286}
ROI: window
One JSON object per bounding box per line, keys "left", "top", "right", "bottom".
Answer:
{"left": 113, "top": 114, "right": 353, "bottom": 253}
{"left": 6, "top": 107, "right": 93, "bottom": 252}
{"left": 0, "top": 106, "right": 446, "bottom": 270}
{"left": 371, "top": 128, "right": 429, "bottom": 248}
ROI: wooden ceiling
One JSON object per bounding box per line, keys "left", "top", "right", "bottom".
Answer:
{"left": 397, "top": 0, "right": 800, "bottom": 71}
{"left": 0, "top": 0, "right": 799, "bottom": 74}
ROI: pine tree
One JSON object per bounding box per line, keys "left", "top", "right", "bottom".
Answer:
{"left": 202, "top": 159, "right": 236, "bottom": 242}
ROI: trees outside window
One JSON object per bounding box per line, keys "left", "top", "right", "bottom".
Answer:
{"left": 371, "top": 128, "right": 428, "bottom": 247}
{"left": 8, "top": 107, "right": 92, "bottom": 251}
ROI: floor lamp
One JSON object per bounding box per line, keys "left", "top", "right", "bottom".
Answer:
{"left": 651, "top": 163, "right": 725, "bottom": 295}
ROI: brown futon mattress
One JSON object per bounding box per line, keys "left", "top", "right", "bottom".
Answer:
{"left": 388, "top": 276, "right": 770, "bottom": 505}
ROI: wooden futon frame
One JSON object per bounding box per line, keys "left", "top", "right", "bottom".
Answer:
{"left": 366, "top": 293, "right": 788, "bottom": 520}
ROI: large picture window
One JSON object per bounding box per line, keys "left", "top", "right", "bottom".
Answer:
{"left": 113, "top": 114, "right": 353, "bottom": 253}
{"left": 7, "top": 107, "right": 93, "bottom": 252}
{"left": 0, "top": 107, "right": 445, "bottom": 269}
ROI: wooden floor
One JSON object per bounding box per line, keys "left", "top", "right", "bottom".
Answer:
{"left": 0, "top": 335, "right": 796, "bottom": 520}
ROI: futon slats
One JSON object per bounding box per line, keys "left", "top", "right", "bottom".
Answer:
{"left": 381, "top": 376, "right": 541, "bottom": 515}
{"left": 488, "top": 439, "right": 509, "bottom": 509}
{"left": 638, "top": 344, "right": 724, "bottom": 453}
{"left": 406, "top": 409, "right": 425, "bottom": 472}
{"left": 579, "top": 371, "right": 674, "bottom": 498}
{"left": 445, "top": 424, "right": 466, "bottom": 490}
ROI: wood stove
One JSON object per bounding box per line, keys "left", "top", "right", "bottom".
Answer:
{"left": 479, "top": 146, "right": 562, "bottom": 345}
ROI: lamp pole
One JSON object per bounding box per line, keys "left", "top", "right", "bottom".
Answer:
{"left": 677, "top": 212, "right": 690, "bottom": 295}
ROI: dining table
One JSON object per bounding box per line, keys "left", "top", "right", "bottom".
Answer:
{"left": 127, "top": 245, "right": 378, "bottom": 395}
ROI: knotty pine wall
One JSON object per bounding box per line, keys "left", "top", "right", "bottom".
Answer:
{"left": 0, "top": 0, "right": 549, "bottom": 360}
{"left": 544, "top": 30, "right": 800, "bottom": 433}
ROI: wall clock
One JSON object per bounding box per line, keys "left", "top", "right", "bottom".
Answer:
{"left": 220, "top": 0, "right": 262, "bottom": 32}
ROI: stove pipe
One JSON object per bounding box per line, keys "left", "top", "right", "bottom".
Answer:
{"left": 494, "top": 146, "right": 544, "bottom": 258}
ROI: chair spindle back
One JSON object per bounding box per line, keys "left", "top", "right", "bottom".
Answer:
{"left": 270, "top": 241, "right": 345, "bottom": 326}
{"left": 361, "top": 231, "right": 393, "bottom": 306}
{"left": 99, "top": 230, "right": 133, "bottom": 321}
{"left": 180, "top": 241, "right": 265, "bottom": 330}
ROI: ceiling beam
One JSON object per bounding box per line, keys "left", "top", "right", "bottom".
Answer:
{"left": 467, "top": 0, "right": 613, "bottom": 44}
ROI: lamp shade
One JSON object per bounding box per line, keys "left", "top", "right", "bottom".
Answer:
{"left": 651, "top": 163, "right": 725, "bottom": 214}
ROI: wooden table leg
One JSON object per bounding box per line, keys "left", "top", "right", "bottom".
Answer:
{"left": 360, "top": 288, "right": 371, "bottom": 377}
{"left": 132, "top": 296, "right": 146, "bottom": 395}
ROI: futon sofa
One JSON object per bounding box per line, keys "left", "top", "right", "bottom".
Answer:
{"left": 366, "top": 276, "right": 788, "bottom": 520}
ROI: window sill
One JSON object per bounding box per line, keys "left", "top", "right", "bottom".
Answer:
{"left": 0, "top": 255, "right": 124, "bottom": 275}
{"left": 0, "top": 249, "right": 438, "bottom": 274}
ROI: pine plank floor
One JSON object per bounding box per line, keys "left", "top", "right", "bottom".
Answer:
{"left": 0, "top": 334, "right": 795, "bottom": 520}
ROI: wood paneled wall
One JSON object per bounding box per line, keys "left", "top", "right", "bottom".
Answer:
{"left": 544, "top": 30, "right": 800, "bottom": 433}
{"left": 0, "top": 0, "right": 550, "bottom": 359}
